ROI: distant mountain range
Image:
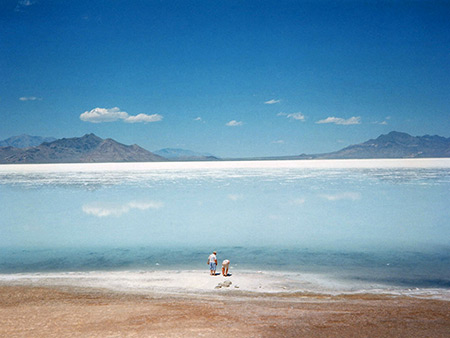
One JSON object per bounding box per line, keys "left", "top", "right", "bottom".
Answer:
{"left": 314, "top": 131, "right": 450, "bottom": 159}
{"left": 0, "top": 134, "right": 56, "bottom": 148}
{"left": 154, "top": 148, "right": 219, "bottom": 161}
{"left": 0, "top": 131, "right": 449, "bottom": 164}
{"left": 227, "top": 131, "right": 450, "bottom": 161}
{"left": 0, "top": 134, "right": 165, "bottom": 164}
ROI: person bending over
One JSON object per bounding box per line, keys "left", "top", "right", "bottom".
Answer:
{"left": 222, "top": 259, "right": 230, "bottom": 276}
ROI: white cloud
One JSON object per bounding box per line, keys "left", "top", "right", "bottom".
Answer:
{"left": 226, "top": 120, "right": 243, "bottom": 127}
{"left": 19, "top": 96, "right": 41, "bottom": 101}
{"left": 264, "top": 99, "right": 280, "bottom": 104}
{"left": 316, "top": 116, "right": 361, "bottom": 125}
{"left": 287, "top": 112, "right": 305, "bottom": 121}
{"left": 127, "top": 201, "right": 164, "bottom": 210}
{"left": 320, "top": 192, "right": 361, "bottom": 201}
{"left": 381, "top": 116, "right": 391, "bottom": 124}
{"left": 194, "top": 116, "right": 206, "bottom": 124}
{"left": 124, "top": 113, "right": 163, "bottom": 123}
{"left": 272, "top": 140, "right": 285, "bottom": 144}
{"left": 80, "top": 107, "right": 128, "bottom": 123}
{"left": 80, "top": 107, "right": 163, "bottom": 124}
{"left": 82, "top": 200, "right": 164, "bottom": 217}
{"left": 278, "top": 112, "right": 305, "bottom": 121}
{"left": 82, "top": 205, "right": 127, "bottom": 217}
{"left": 372, "top": 117, "right": 389, "bottom": 125}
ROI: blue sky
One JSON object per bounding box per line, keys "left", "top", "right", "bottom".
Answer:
{"left": 1, "top": 0, "right": 449, "bottom": 157}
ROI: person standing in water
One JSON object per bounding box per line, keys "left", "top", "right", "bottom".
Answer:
{"left": 207, "top": 251, "right": 217, "bottom": 276}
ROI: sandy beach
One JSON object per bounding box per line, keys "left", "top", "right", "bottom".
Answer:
{"left": 0, "top": 285, "right": 449, "bottom": 337}
{"left": 0, "top": 270, "right": 449, "bottom": 337}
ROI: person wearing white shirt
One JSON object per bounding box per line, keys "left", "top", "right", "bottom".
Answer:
{"left": 207, "top": 251, "right": 217, "bottom": 276}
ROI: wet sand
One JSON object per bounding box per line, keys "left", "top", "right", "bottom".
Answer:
{"left": 0, "top": 286, "right": 448, "bottom": 337}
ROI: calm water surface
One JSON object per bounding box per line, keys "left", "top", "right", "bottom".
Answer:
{"left": 0, "top": 159, "right": 449, "bottom": 291}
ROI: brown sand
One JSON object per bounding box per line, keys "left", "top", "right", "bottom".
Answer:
{"left": 0, "top": 286, "right": 448, "bottom": 337}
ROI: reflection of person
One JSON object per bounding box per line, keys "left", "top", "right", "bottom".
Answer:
{"left": 222, "top": 259, "right": 230, "bottom": 276}
{"left": 207, "top": 251, "right": 217, "bottom": 276}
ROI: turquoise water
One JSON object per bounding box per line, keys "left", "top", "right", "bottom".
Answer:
{"left": 0, "top": 160, "right": 449, "bottom": 291}
{"left": 0, "top": 246, "right": 448, "bottom": 290}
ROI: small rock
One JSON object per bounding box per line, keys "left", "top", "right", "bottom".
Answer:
{"left": 215, "top": 285, "right": 222, "bottom": 289}
{"left": 222, "top": 280, "right": 232, "bottom": 287}
{"left": 234, "top": 285, "right": 239, "bottom": 288}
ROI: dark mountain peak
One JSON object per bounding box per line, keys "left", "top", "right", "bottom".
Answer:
{"left": 386, "top": 131, "right": 410, "bottom": 137}
{"left": 79, "top": 133, "right": 104, "bottom": 143}
{"left": 46, "top": 134, "right": 103, "bottom": 152}
{"left": 370, "top": 131, "right": 449, "bottom": 148}
{"left": 373, "top": 131, "right": 414, "bottom": 143}
{"left": 82, "top": 137, "right": 165, "bottom": 162}
{"left": 82, "top": 133, "right": 101, "bottom": 139}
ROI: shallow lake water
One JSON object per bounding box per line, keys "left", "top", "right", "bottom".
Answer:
{"left": 0, "top": 159, "right": 449, "bottom": 297}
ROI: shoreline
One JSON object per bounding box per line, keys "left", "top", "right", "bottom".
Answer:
{"left": 1, "top": 284, "right": 449, "bottom": 337}
{"left": 1, "top": 157, "right": 450, "bottom": 172}
{"left": 1, "top": 269, "right": 449, "bottom": 301}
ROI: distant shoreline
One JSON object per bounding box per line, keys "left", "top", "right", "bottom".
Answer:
{"left": 1, "top": 157, "right": 450, "bottom": 171}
